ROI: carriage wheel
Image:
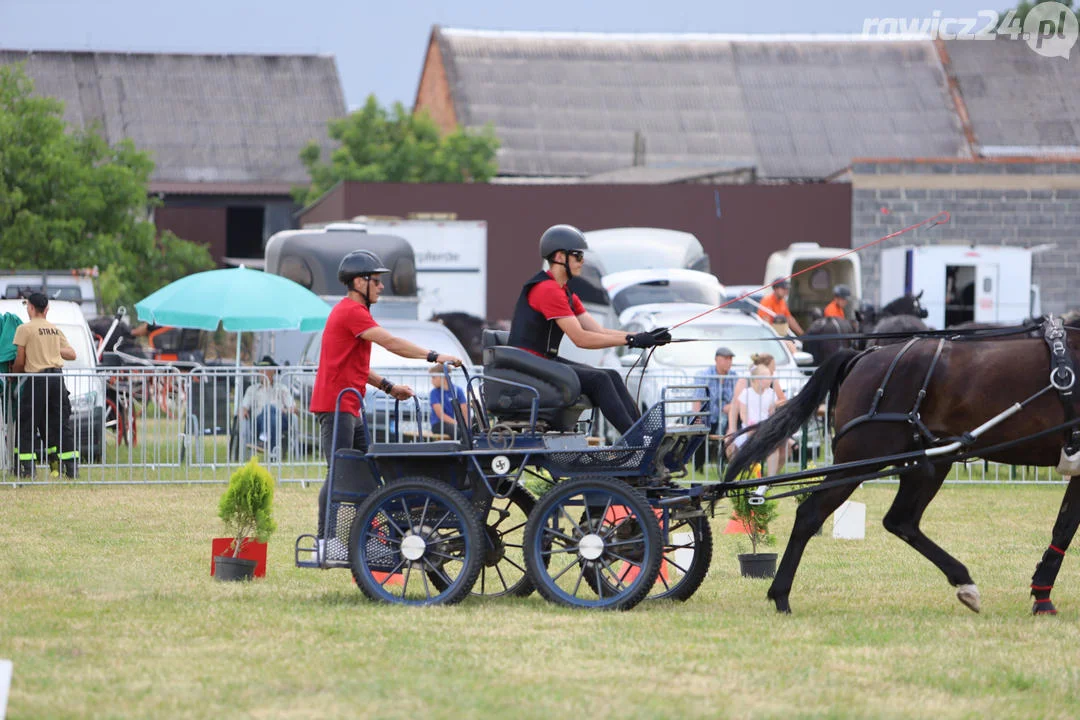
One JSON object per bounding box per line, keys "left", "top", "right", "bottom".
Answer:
{"left": 582, "top": 506, "right": 713, "bottom": 602}
{"left": 650, "top": 512, "right": 712, "bottom": 601}
{"left": 524, "top": 476, "right": 662, "bottom": 610}
{"left": 349, "top": 478, "right": 483, "bottom": 606}
{"left": 428, "top": 481, "right": 540, "bottom": 598}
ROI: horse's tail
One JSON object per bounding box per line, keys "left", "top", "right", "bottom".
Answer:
{"left": 724, "top": 349, "right": 859, "bottom": 482}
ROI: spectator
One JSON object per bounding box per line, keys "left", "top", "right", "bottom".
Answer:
{"left": 12, "top": 292, "right": 78, "bottom": 478}
{"left": 428, "top": 365, "right": 468, "bottom": 438}
{"left": 240, "top": 356, "right": 297, "bottom": 458}
{"left": 726, "top": 363, "right": 781, "bottom": 475}
{"left": 728, "top": 354, "right": 790, "bottom": 470}
{"left": 692, "top": 346, "right": 738, "bottom": 471}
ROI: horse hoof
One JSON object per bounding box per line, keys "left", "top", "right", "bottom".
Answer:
{"left": 956, "top": 584, "right": 981, "bottom": 613}
{"left": 1033, "top": 599, "right": 1058, "bottom": 616}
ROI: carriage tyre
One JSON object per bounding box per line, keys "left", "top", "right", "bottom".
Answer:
{"left": 349, "top": 478, "right": 484, "bottom": 606}
{"left": 428, "top": 482, "right": 541, "bottom": 598}
{"left": 649, "top": 512, "right": 713, "bottom": 601}
{"left": 524, "top": 476, "right": 662, "bottom": 610}
{"left": 580, "top": 506, "right": 712, "bottom": 602}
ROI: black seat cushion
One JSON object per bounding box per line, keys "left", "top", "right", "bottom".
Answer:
{"left": 481, "top": 339, "right": 590, "bottom": 431}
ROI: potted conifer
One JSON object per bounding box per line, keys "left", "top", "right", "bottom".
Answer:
{"left": 214, "top": 459, "right": 277, "bottom": 581}
{"left": 730, "top": 465, "right": 778, "bottom": 578}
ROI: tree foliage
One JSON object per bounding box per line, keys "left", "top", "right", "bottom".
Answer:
{"left": 996, "top": 0, "right": 1080, "bottom": 32}
{"left": 0, "top": 64, "right": 214, "bottom": 312}
{"left": 294, "top": 95, "right": 500, "bottom": 205}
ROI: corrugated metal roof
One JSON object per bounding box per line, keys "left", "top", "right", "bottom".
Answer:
{"left": 943, "top": 38, "right": 1080, "bottom": 150}
{"left": 0, "top": 50, "right": 346, "bottom": 185}
{"left": 435, "top": 28, "right": 969, "bottom": 179}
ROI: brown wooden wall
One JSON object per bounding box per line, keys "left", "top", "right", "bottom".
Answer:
{"left": 154, "top": 206, "right": 227, "bottom": 262}
{"left": 300, "top": 182, "right": 852, "bottom": 323}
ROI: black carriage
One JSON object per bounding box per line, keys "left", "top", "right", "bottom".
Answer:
{"left": 295, "top": 329, "right": 716, "bottom": 610}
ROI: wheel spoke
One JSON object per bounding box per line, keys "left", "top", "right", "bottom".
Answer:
{"left": 377, "top": 558, "right": 407, "bottom": 584}
{"left": 541, "top": 525, "right": 578, "bottom": 546}
{"left": 571, "top": 562, "right": 586, "bottom": 597}
{"left": 381, "top": 508, "right": 408, "bottom": 538}
{"left": 548, "top": 558, "right": 579, "bottom": 583}
{"left": 661, "top": 554, "right": 691, "bottom": 575}
{"left": 557, "top": 504, "right": 587, "bottom": 537}
{"left": 597, "top": 558, "right": 628, "bottom": 592}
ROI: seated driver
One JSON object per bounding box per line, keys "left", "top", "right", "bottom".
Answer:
{"left": 508, "top": 224, "right": 670, "bottom": 435}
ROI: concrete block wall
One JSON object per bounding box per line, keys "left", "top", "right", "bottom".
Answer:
{"left": 851, "top": 159, "right": 1080, "bottom": 315}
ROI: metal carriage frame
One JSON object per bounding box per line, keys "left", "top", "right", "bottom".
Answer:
{"left": 295, "top": 368, "right": 718, "bottom": 609}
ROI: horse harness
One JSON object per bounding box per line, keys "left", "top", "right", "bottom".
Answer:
{"left": 1043, "top": 317, "right": 1080, "bottom": 456}
{"left": 832, "top": 316, "right": 1080, "bottom": 456}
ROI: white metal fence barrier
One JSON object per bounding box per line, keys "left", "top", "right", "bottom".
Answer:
{"left": 0, "top": 365, "right": 1067, "bottom": 486}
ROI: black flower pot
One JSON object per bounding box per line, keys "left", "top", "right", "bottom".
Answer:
{"left": 738, "top": 552, "right": 777, "bottom": 579}
{"left": 214, "top": 555, "right": 257, "bottom": 582}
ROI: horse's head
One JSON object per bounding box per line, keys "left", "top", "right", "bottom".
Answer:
{"left": 881, "top": 292, "right": 929, "bottom": 319}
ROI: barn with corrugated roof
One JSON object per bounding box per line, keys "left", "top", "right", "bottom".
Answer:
{"left": 0, "top": 50, "right": 346, "bottom": 265}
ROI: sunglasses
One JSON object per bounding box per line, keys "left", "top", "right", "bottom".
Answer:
{"left": 566, "top": 250, "right": 585, "bottom": 261}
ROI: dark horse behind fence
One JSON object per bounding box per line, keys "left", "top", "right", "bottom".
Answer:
{"left": 802, "top": 293, "right": 931, "bottom": 365}
{"left": 725, "top": 319, "right": 1080, "bottom": 615}
{"left": 431, "top": 312, "right": 485, "bottom": 365}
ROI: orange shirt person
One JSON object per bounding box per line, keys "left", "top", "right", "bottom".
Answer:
{"left": 757, "top": 279, "right": 804, "bottom": 335}
{"left": 824, "top": 284, "right": 852, "bottom": 319}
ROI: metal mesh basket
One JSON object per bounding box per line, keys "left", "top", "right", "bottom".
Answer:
{"left": 613, "top": 402, "right": 666, "bottom": 449}
{"left": 544, "top": 448, "right": 648, "bottom": 474}
{"left": 327, "top": 501, "right": 357, "bottom": 563}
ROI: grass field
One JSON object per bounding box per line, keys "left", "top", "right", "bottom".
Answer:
{"left": 3, "top": 481, "right": 1080, "bottom": 719}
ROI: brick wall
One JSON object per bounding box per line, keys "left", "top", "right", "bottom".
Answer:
{"left": 413, "top": 32, "right": 457, "bottom": 134}
{"left": 851, "top": 159, "right": 1080, "bottom": 314}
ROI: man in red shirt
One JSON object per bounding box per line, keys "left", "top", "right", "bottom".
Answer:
{"left": 312, "top": 250, "right": 463, "bottom": 546}
{"left": 757, "top": 278, "right": 804, "bottom": 336}
{"left": 823, "top": 284, "right": 851, "bottom": 319}
{"left": 508, "top": 225, "right": 670, "bottom": 434}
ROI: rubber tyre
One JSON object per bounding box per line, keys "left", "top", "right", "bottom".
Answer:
{"left": 431, "top": 482, "right": 539, "bottom": 598}
{"left": 349, "top": 478, "right": 483, "bottom": 606}
{"left": 524, "top": 476, "right": 662, "bottom": 610}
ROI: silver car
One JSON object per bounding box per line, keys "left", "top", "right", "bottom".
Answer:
{"left": 620, "top": 304, "right": 810, "bottom": 415}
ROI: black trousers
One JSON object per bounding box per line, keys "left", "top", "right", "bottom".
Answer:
{"left": 16, "top": 370, "right": 77, "bottom": 473}
{"left": 316, "top": 411, "right": 368, "bottom": 538}
{"left": 555, "top": 358, "right": 640, "bottom": 435}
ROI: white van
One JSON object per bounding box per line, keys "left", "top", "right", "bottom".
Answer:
{"left": 763, "top": 243, "right": 862, "bottom": 329}
{"left": 0, "top": 271, "right": 100, "bottom": 319}
{"left": 583, "top": 228, "right": 710, "bottom": 274}
{"left": 0, "top": 299, "right": 106, "bottom": 463}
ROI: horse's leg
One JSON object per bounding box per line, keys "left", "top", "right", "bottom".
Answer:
{"left": 1030, "top": 475, "right": 1080, "bottom": 615}
{"left": 882, "top": 462, "right": 979, "bottom": 612}
{"left": 768, "top": 473, "right": 862, "bottom": 613}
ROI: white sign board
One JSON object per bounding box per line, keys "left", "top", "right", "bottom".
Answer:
{"left": 833, "top": 501, "right": 866, "bottom": 540}
{"left": 0, "top": 659, "right": 11, "bottom": 719}
{"left": 364, "top": 220, "right": 488, "bottom": 321}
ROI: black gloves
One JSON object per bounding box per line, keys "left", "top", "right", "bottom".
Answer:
{"left": 626, "top": 327, "right": 672, "bottom": 349}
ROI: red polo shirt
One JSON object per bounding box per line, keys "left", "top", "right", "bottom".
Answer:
{"left": 310, "top": 298, "right": 379, "bottom": 416}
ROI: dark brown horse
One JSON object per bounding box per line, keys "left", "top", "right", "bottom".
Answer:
{"left": 725, "top": 326, "right": 1080, "bottom": 615}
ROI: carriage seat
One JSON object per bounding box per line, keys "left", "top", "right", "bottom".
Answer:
{"left": 481, "top": 329, "right": 591, "bottom": 431}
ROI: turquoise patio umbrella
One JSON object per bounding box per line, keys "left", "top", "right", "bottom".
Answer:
{"left": 135, "top": 265, "right": 330, "bottom": 419}
{"left": 134, "top": 265, "right": 329, "bottom": 334}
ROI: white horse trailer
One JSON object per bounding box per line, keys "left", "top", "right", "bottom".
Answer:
{"left": 879, "top": 245, "right": 1038, "bottom": 329}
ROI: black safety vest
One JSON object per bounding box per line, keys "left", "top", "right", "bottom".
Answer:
{"left": 509, "top": 271, "right": 575, "bottom": 358}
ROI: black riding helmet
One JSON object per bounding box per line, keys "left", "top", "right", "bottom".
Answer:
{"left": 539, "top": 224, "right": 588, "bottom": 260}
{"left": 833, "top": 284, "right": 852, "bottom": 298}
{"left": 338, "top": 250, "right": 390, "bottom": 287}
